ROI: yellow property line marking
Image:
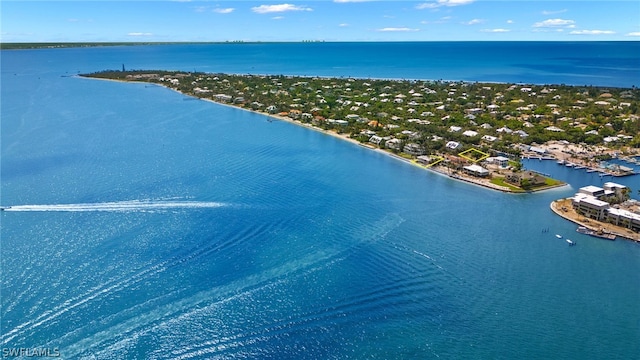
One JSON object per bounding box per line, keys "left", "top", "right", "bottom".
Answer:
{"left": 425, "top": 156, "right": 444, "bottom": 168}
{"left": 458, "top": 148, "right": 489, "bottom": 163}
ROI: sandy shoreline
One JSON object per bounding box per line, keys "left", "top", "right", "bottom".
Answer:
{"left": 82, "top": 75, "right": 566, "bottom": 194}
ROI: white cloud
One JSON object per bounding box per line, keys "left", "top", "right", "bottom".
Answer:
{"left": 542, "top": 9, "right": 567, "bottom": 15}
{"left": 626, "top": 32, "right": 640, "bottom": 37}
{"left": 272, "top": 16, "right": 285, "bottom": 20}
{"left": 339, "top": 23, "right": 350, "bottom": 27}
{"left": 506, "top": 20, "right": 514, "bottom": 24}
{"left": 252, "top": 4, "right": 313, "bottom": 14}
{"left": 481, "top": 28, "right": 510, "bottom": 33}
{"left": 570, "top": 30, "right": 615, "bottom": 35}
{"left": 416, "top": 0, "right": 474, "bottom": 10}
{"left": 464, "top": 19, "right": 484, "bottom": 25}
{"left": 421, "top": 16, "right": 451, "bottom": 24}
{"left": 128, "top": 32, "right": 153, "bottom": 36}
{"left": 533, "top": 18, "right": 575, "bottom": 28}
{"left": 377, "top": 27, "right": 420, "bottom": 32}
{"left": 213, "top": 8, "right": 234, "bottom": 14}
{"left": 334, "top": 0, "right": 371, "bottom": 2}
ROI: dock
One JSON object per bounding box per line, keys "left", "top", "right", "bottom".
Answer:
{"left": 550, "top": 199, "right": 640, "bottom": 242}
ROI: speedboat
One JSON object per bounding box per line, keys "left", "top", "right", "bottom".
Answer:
{"left": 555, "top": 234, "right": 562, "bottom": 239}
{"left": 566, "top": 239, "right": 575, "bottom": 246}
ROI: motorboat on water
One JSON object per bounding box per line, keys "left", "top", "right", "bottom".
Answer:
{"left": 566, "top": 239, "right": 576, "bottom": 246}
{"left": 555, "top": 234, "right": 562, "bottom": 239}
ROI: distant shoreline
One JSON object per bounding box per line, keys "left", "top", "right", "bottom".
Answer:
{"left": 1, "top": 42, "right": 259, "bottom": 50}
{"left": 4, "top": 40, "right": 640, "bottom": 51}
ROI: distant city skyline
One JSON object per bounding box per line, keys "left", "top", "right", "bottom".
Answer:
{"left": 2, "top": 0, "right": 640, "bottom": 43}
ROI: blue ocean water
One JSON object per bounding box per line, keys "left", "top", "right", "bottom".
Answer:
{"left": 1, "top": 42, "right": 639, "bottom": 359}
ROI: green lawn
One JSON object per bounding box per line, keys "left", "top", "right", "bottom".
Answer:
{"left": 490, "top": 177, "right": 525, "bottom": 192}
{"left": 490, "top": 175, "right": 564, "bottom": 192}
{"left": 544, "top": 177, "right": 564, "bottom": 186}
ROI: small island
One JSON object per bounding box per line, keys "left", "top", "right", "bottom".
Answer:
{"left": 81, "top": 70, "right": 640, "bottom": 193}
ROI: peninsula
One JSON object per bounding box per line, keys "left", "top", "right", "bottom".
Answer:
{"left": 81, "top": 70, "right": 640, "bottom": 193}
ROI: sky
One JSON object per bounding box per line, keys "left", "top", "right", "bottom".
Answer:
{"left": 2, "top": 0, "right": 640, "bottom": 42}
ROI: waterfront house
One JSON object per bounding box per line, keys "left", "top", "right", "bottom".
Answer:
{"left": 369, "top": 135, "right": 390, "bottom": 145}
{"left": 505, "top": 171, "right": 546, "bottom": 187}
{"left": 369, "top": 135, "right": 382, "bottom": 145}
{"left": 528, "top": 146, "right": 547, "bottom": 155}
{"left": 214, "top": 94, "right": 232, "bottom": 102}
{"left": 463, "top": 164, "right": 489, "bottom": 177}
{"left": 417, "top": 155, "right": 433, "bottom": 165}
{"left": 288, "top": 109, "right": 302, "bottom": 119}
{"left": 385, "top": 138, "right": 402, "bottom": 150}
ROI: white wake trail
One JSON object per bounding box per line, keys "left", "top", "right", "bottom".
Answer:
{"left": 2, "top": 200, "right": 228, "bottom": 212}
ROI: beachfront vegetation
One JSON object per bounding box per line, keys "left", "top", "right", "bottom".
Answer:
{"left": 83, "top": 69, "right": 639, "bottom": 191}
{"left": 0, "top": 42, "right": 246, "bottom": 50}
{"left": 85, "top": 69, "right": 640, "bottom": 151}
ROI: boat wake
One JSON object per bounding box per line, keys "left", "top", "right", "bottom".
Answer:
{"left": 1, "top": 200, "right": 229, "bottom": 213}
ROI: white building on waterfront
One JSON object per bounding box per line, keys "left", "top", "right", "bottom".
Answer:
{"left": 570, "top": 183, "right": 639, "bottom": 232}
